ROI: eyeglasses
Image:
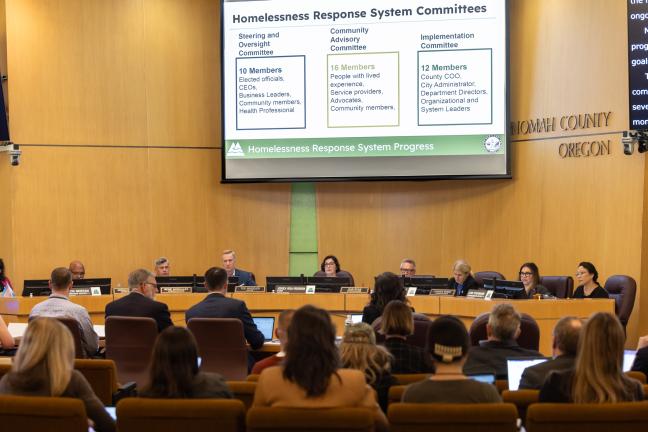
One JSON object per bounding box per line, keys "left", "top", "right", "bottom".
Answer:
{"left": 519, "top": 272, "right": 533, "bottom": 277}
{"left": 144, "top": 281, "right": 158, "bottom": 288}
{"left": 575, "top": 272, "right": 588, "bottom": 277}
{"left": 324, "top": 262, "right": 336, "bottom": 266}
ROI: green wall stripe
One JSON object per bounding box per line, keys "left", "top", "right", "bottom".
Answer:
{"left": 289, "top": 183, "right": 318, "bottom": 276}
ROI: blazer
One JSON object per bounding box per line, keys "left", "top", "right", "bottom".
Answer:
{"left": 185, "top": 292, "right": 264, "bottom": 349}
{"left": 383, "top": 337, "right": 435, "bottom": 374}
{"left": 448, "top": 274, "right": 479, "bottom": 296}
{"left": 105, "top": 292, "right": 173, "bottom": 332}
{"left": 233, "top": 268, "right": 256, "bottom": 286}
{"left": 518, "top": 354, "right": 574, "bottom": 390}
{"left": 463, "top": 339, "right": 543, "bottom": 378}
{"left": 631, "top": 346, "right": 648, "bottom": 378}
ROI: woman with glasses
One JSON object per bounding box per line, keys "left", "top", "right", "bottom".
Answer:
{"left": 313, "top": 255, "right": 355, "bottom": 286}
{"left": 518, "top": 262, "right": 550, "bottom": 298}
{"left": 572, "top": 262, "right": 609, "bottom": 299}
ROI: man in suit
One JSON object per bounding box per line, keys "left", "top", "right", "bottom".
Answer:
{"left": 519, "top": 316, "right": 582, "bottom": 389}
{"left": 463, "top": 303, "right": 543, "bottom": 378}
{"left": 186, "top": 267, "right": 264, "bottom": 352}
{"left": 222, "top": 249, "right": 256, "bottom": 286}
{"left": 105, "top": 268, "right": 173, "bottom": 332}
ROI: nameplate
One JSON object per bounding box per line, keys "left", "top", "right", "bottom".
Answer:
{"left": 406, "top": 287, "right": 418, "bottom": 297}
{"left": 275, "top": 285, "right": 307, "bottom": 294}
{"left": 234, "top": 285, "right": 266, "bottom": 293}
{"left": 340, "top": 287, "right": 369, "bottom": 294}
{"left": 160, "top": 286, "right": 192, "bottom": 294}
{"left": 69, "top": 287, "right": 92, "bottom": 296}
{"left": 428, "top": 288, "right": 454, "bottom": 296}
{"left": 466, "top": 289, "right": 488, "bottom": 299}
{"left": 113, "top": 287, "right": 129, "bottom": 294}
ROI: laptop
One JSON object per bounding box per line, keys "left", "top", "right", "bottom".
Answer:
{"left": 467, "top": 374, "right": 496, "bottom": 384}
{"left": 253, "top": 317, "right": 275, "bottom": 341}
{"left": 507, "top": 357, "right": 549, "bottom": 390}
{"left": 624, "top": 349, "right": 637, "bottom": 372}
{"left": 350, "top": 314, "right": 363, "bottom": 324}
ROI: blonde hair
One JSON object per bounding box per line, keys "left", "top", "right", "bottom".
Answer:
{"left": 572, "top": 312, "right": 636, "bottom": 403}
{"left": 339, "top": 323, "right": 392, "bottom": 385}
{"left": 11, "top": 318, "right": 74, "bottom": 396}
{"left": 452, "top": 259, "right": 471, "bottom": 275}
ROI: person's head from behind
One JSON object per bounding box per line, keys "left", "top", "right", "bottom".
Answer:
{"left": 452, "top": 260, "right": 471, "bottom": 284}
{"left": 49, "top": 267, "right": 73, "bottom": 294}
{"left": 204, "top": 267, "right": 228, "bottom": 293}
{"left": 276, "top": 309, "right": 294, "bottom": 348}
{"left": 576, "top": 261, "right": 599, "bottom": 286}
{"left": 128, "top": 268, "right": 157, "bottom": 299}
{"left": 283, "top": 305, "right": 339, "bottom": 397}
{"left": 487, "top": 303, "right": 521, "bottom": 342}
{"left": 552, "top": 316, "right": 582, "bottom": 357}
{"left": 429, "top": 315, "right": 470, "bottom": 366}
{"left": 381, "top": 300, "right": 413, "bottom": 337}
{"left": 340, "top": 322, "right": 392, "bottom": 385}
{"left": 400, "top": 259, "right": 416, "bottom": 276}
{"left": 320, "top": 255, "right": 340, "bottom": 276}
{"left": 518, "top": 262, "right": 540, "bottom": 288}
{"left": 68, "top": 260, "right": 85, "bottom": 280}
{"left": 144, "top": 326, "right": 200, "bottom": 398}
{"left": 154, "top": 257, "right": 170, "bottom": 276}
{"left": 11, "top": 318, "right": 74, "bottom": 396}
{"left": 371, "top": 272, "right": 405, "bottom": 312}
{"left": 573, "top": 312, "right": 632, "bottom": 403}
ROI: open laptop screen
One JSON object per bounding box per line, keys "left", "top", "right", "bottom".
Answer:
{"left": 507, "top": 357, "right": 548, "bottom": 390}
{"left": 624, "top": 350, "right": 637, "bottom": 372}
{"left": 253, "top": 317, "right": 275, "bottom": 341}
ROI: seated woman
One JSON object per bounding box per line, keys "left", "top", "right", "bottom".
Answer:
{"left": 313, "top": 255, "right": 355, "bottom": 286}
{"left": 518, "top": 262, "right": 551, "bottom": 298}
{"left": 540, "top": 312, "right": 643, "bottom": 403}
{"left": 253, "top": 305, "right": 388, "bottom": 432}
{"left": 0, "top": 318, "right": 114, "bottom": 432}
{"left": 362, "top": 272, "right": 408, "bottom": 325}
{"left": 402, "top": 315, "right": 501, "bottom": 403}
{"left": 140, "top": 326, "right": 232, "bottom": 398}
{"left": 448, "top": 260, "right": 479, "bottom": 296}
{"left": 380, "top": 300, "right": 435, "bottom": 374}
{"left": 340, "top": 322, "right": 396, "bottom": 412}
{"left": 0, "top": 315, "right": 15, "bottom": 352}
{"left": 0, "top": 258, "right": 15, "bottom": 297}
{"left": 572, "top": 262, "right": 609, "bottom": 298}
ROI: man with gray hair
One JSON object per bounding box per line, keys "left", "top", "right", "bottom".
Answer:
{"left": 105, "top": 268, "right": 173, "bottom": 332}
{"left": 153, "top": 257, "right": 170, "bottom": 276}
{"left": 519, "top": 316, "right": 582, "bottom": 389}
{"left": 463, "top": 303, "right": 542, "bottom": 378}
{"left": 399, "top": 259, "right": 416, "bottom": 276}
{"left": 30, "top": 267, "right": 99, "bottom": 356}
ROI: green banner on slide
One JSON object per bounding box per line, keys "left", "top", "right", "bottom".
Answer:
{"left": 225, "top": 134, "right": 505, "bottom": 159}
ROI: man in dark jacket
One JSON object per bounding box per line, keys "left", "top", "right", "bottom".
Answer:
{"left": 519, "top": 316, "right": 582, "bottom": 389}
{"left": 463, "top": 303, "right": 542, "bottom": 378}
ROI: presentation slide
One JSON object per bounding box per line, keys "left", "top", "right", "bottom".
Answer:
{"left": 221, "top": 0, "right": 509, "bottom": 182}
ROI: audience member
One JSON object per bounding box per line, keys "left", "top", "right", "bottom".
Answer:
{"left": 69, "top": 260, "right": 86, "bottom": 280}
{"left": 540, "top": 312, "right": 643, "bottom": 403}
{"left": 153, "top": 257, "right": 170, "bottom": 276}
{"left": 518, "top": 262, "right": 551, "bottom": 298}
{"left": 186, "top": 267, "right": 264, "bottom": 368}
{"left": 251, "top": 309, "right": 294, "bottom": 374}
{"left": 222, "top": 249, "right": 256, "bottom": 286}
{"left": 448, "top": 260, "right": 479, "bottom": 296}
{"left": 572, "top": 261, "right": 609, "bottom": 298}
{"left": 105, "top": 269, "right": 173, "bottom": 332}
{"left": 362, "top": 272, "right": 407, "bottom": 325}
{"left": 30, "top": 267, "right": 98, "bottom": 357}
{"left": 313, "top": 255, "right": 355, "bottom": 286}
{"left": 140, "top": 326, "right": 232, "bottom": 399}
{"left": 403, "top": 315, "right": 501, "bottom": 403}
{"left": 519, "top": 316, "right": 582, "bottom": 389}
{"left": 380, "top": 300, "right": 434, "bottom": 374}
{"left": 631, "top": 335, "right": 648, "bottom": 378}
{"left": 340, "top": 322, "right": 396, "bottom": 412}
{"left": 252, "top": 305, "right": 388, "bottom": 432}
{"left": 399, "top": 259, "right": 416, "bottom": 276}
{"left": 0, "top": 315, "right": 15, "bottom": 350}
{"left": 0, "top": 318, "right": 114, "bottom": 431}
{"left": 0, "top": 258, "right": 14, "bottom": 297}
{"left": 463, "top": 303, "right": 542, "bottom": 378}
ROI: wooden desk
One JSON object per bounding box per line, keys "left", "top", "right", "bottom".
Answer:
{"left": 0, "top": 294, "right": 615, "bottom": 355}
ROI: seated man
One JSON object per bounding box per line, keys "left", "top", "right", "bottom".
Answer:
{"left": 186, "top": 267, "right": 264, "bottom": 365}
{"left": 402, "top": 315, "right": 501, "bottom": 403}
{"left": 105, "top": 269, "right": 173, "bottom": 332}
{"left": 251, "top": 309, "right": 294, "bottom": 374}
{"left": 30, "top": 267, "right": 98, "bottom": 357}
{"left": 69, "top": 260, "right": 86, "bottom": 280}
{"left": 153, "top": 257, "right": 170, "bottom": 276}
{"left": 519, "top": 316, "right": 582, "bottom": 389}
{"left": 463, "top": 303, "right": 542, "bottom": 378}
{"left": 222, "top": 250, "right": 256, "bottom": 286}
